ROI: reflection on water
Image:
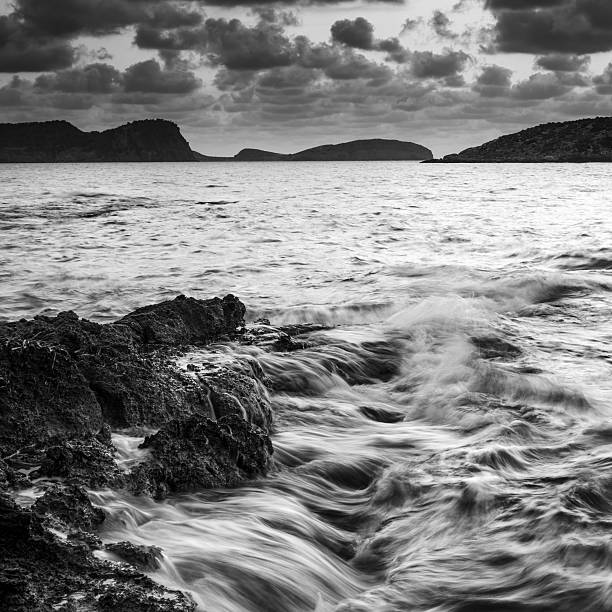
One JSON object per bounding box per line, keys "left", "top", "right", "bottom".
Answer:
{"left": 4, "top": 161, "right": 612, "bottom": 611}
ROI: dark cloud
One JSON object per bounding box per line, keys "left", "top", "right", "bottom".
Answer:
{"left": 144, "top": 5, "right": 203, "bottom": 29}
{"left": 14, "top": 0, "right": 158, "bottom": 37}
{"left": 0, "top": 0, "right": 202, "bottom": 73}
{"left": 512, "top": 72, "right": 572, "bottom": 99}
{"left": 123, "top": 59, "right": 201, "bottom": 93}
{"left": 202, "top": 0, "right": 403, "bottom": 5}
{"left": 377, "top": 37, "right": 411, "bottom": 64}
{"left": 213, "top": 68, "right": 257, "bottom": 91}
{"left": 294, "top": 37, "right": 344, "bottom": 72}
{"left": 477, "top": 65, "right": 512, "bottom": 87}
{"left": 0, "top": 14, "right": 75, "bottom": 72}
{"left": 35, "top": 63, "right": 122, "bottom": 93}
{"left": 410, "top": 50, "right": 470, "bottom": 79}
{"left": 535, "top": 54, "right": 590, "bottom": 72}
{"left": 205, "top": 18, "right": 295, "bottom": 70}
{"left": 251, "top": 8, "right": 300, "bottom": 27}
{"left": 430, "top": 10, "right": 457, "bottom": 39}
{"left": 486, "top": 0, "right": 612, "bottom": 54}
{"left": 323, "top": 50, "right": 392, "bottom": 83}
{"left": 330, "top": 17, "right": 375, "bottom": 50}
{"left": 472, "top": 65, "right": 512, "bottom": 97}
{"left": 485, "top": 0, "right": 564, "bottom": 8}
{"left": 136, "top": 17, "right": 296, "bottom": 71}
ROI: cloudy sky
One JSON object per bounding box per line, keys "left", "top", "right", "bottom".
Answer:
{"left": 2, "top": 0, "right": 612, "bottom": 156}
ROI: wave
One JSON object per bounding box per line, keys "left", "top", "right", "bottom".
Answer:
{"left": 247, "top": 301, "right": 400, "bottom": 327}
{"left": 552, "top": 248, "right": 612, "bottom": 271}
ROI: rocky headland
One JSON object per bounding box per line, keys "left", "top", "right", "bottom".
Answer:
{"left": 0, "top": 294, "right": 323, "bottom": 611}
{"left": 0, "top": 120, "right": 199, "bottom": 163}
{"left": 429, "top": 116, "right": 612, "bottom": 163}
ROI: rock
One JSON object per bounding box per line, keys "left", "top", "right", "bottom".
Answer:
{"left": 96, "top": 583, "right": 195, "bottom": 612}
{"left": 0, "top": 119, "right": 200, "bottom": 163}
{"left": 130, "top": 413, "right": 273, "bottom": 499}
{"left": 35, "top": 433, "right": 124, "bottom": 488}
{"left": 176, "top": 353, "right": 273, "bottom": 431}
{"left": 0, "top": 493, "right": 195, "bottom": 611}
{"left": 0, "top": 336, "right": 104, "bottom": 453}
{"left": 119, "top": 294, "right": 245, "bottom": 346}
{"left": 0, "top": 295, "right": 247, "bottom": 452}
{"left": 105, "top": 541, "right": 163, "bottom": 571}
{"left": 33, "top": 484, "right": 105, "bottom": 532}
{"left": 431, "top": 116, "right": 612, "bottom": 163}
{"left": 240, "top": 322, "right": 329, "bottom": 353}
{"left": 0, "top": 294, "right": 267, "bottom": 610}
{"left": 0, "top": 459, "right": 29, "bottom": 491}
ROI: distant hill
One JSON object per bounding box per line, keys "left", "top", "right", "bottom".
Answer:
{"left": 218, "top": 139, "right": 433, "bottom": 162}
{"left": 0, "top": 120, "right": 198, "bottom": 162}
{"left": 430, "top": 117, "right": 612, "bottom": 163}
{"left": 0, "top": 119, "right": 433, "bottom": 163}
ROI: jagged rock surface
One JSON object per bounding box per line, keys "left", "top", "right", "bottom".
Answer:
{"left": 130, "top": 413, "right": 273, "bottom": 499}
{"left": 0, "top": 293, "right": 312, "bottom": 610}
{"left": 0, "top": 295, "right": 245, "bottom": 452}
{"left": 0, "top": 492, "right": 195, "bottom": 611}
{"left": 105, "top": 541, "right": 163, "bottom": 571}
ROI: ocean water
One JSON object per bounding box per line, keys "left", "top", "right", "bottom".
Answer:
{"left": 3, "top": 161, "right": 612, "bottom": 611}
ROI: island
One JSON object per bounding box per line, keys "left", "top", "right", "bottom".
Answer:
{"left": 0, "top": 119, "right": 433, "bottom": 162}
{"left": 428, "top": 116, "right": 612, "bottom": 163}
{"left": 227, "top": 139, "right": 433, "bottom": 162}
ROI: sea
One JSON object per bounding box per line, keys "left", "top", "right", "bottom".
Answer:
{"left": 2, "top": 161, "right": 612, "bottom": 611}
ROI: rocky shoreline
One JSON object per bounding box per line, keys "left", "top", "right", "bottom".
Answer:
{"left": 0, "top": 295, "right": 316, "bottom": 611}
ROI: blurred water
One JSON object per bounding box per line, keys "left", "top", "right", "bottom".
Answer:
{"left": 4, "top": 161, "right": 612, "bottom": 611}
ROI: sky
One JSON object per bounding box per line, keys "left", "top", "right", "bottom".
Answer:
{"left": 2, "top": 0, "right": 612, "bottom": 156}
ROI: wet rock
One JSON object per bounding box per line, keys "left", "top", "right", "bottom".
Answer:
{"left": 34, "top": 433, "right": 124, "bottom": 489}
{"left": 33, "top": 484, "right": 105, "bottom": 532}
{"left": 105, "top": 541, "right": 163, "bottom": 571}
{"left": 130, "top": 413, "right": 273, "bottom": 499}
{"left": 241, "top": 322, "right": 328, "bottom": 352}
{"left": 0, "top": 294, "right": 247, "bottom": 452}
{"left": 96, "top": 582, "right": 195, "bottom": 612}
{"left": 0, "top": 493, "right": 195, "bottom": 611}
{"left": 0, "top": 459, "right": 29, "bottom": 491}
{"left": 177, "top": 354, "right": 273, "bottom": 431}
{"left": 119, "top": 294, "right": 245, "bottom": 346}
{"left": 0, "top": 294, "right": 258, "bottom": 610}
{"left": 0, "top": 336, "right": 104, "bottom": 454}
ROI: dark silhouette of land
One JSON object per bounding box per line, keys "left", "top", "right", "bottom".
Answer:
{"left": 201, "top": 139, "right": 433, "bottom": 162}
{"left": 0, "top": 119, "right": 433, "bottom": 162}
{"left": 428, "top": 116, "right": 612, "bottom": 163}
{"left": 0, "top": 119, "right": 197, "bottom": 162}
